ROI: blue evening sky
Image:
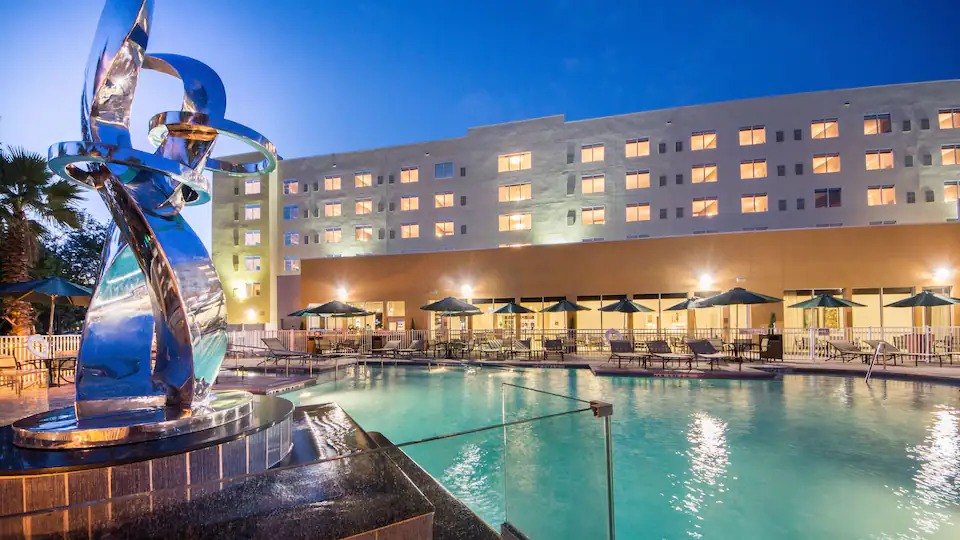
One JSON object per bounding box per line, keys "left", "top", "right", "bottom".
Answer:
{"left": 1, "top": 0, "right": 957, "bottom": 250}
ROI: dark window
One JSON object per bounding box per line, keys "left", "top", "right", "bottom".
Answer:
{"left": 676, "top": 207, "right": 683, "bottom": 218}
{"left": 566, "top": 143, "right": 575, "bottom": 164}
{"left": 797, "top": 198, "right": 805, "bottom": 210}
{"left": 460, "top": 195, "right": 467, "bottom": 206}
{"left": 814, "top": 188, "right": 841, "bottom": 208}
{"left": 388, "top": 174, "right": 395, "bottom": 184}
{"left": 902, "top": 119, "right": 911, "bottom": 132}
{"left": 434, "top": 162, "right": 454, "bottom": 179}
{"left": 377, "top": 201, "right": 385, "bottom": 212}
{"left": 905, "top": 155, "right": 914, "bottom": 167}
{"left": 460, "top": 224, "right": 467, "bottom": 235}
{"left": 377, "top": 175, "right": 383, "bottom": 185}
{"left": 921, "top": 118, "right": 930, "bottom": 130}
{"left": 777, "top": 165, "right": 786, "bottom": 177}
{"left": 378, "top": 228, "right": 385, "bottom": 240}
{"left": 314, "top": 234, "right": 319, "bottom": 243}
{"left": 778, "top": 199, "right": 787, "bottom": 211}
{"left": 567, "top": 174, "right": 576, "bottom": 195}
{"left": 795, "top": 163, "right": 803, "bottom": 175}
{"left": 658, "top": 142, "right": 667, "bottom": 154}
{"left": 923, "top": 154, "right": 932, "bottom": 166}
{"left": 388, "top": 202, "right": 395, "bottom": 211}
{"left": 793, "top": 129, "right": 802, "bottom": 141}
{"left": 659, "top": 175, "right": 667, "bottom": 187}
{"left": 675, "top": 141, "right": 683, "bottom": 152}
{"left": 302, "top": 209, "right": 308, "bottom": 218}
{"left": 303, "top": 235, "right": 309, "bottom": 244}
{"left": 567, "top": 210, "right": 576, "bottom": 225}
{"left": 907, "top": 191, "right": 916, "bottom": 203}
{"left": 389, "top": 229, "right": 395, "bottom": 239}
{"left": 659, "top": 208, "right": 668, "bottom": 219}
{"left": 460, "top": 167, "right": 466, "bottom": 177}
{"left": 233, "top": 186, "right": 239, "bottom": 195}
{"left": 676, "top": 174, "right": 683, "bottom": 185}
{"left": 776, "top": 130, "right": 784, "bottom": 142}
{"left": 925, "top": 190, "right": 935, "bottom": 203}
{"left": 303, "top": 183, "right": 308, "bottom": 192}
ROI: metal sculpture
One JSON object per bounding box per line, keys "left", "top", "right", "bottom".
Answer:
{"left": 47, "top": 0, "right": 277, "bottom": 416}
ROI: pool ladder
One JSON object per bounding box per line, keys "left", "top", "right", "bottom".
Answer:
{"left": 864, "top": 343, "right": 887, "bottom": 383}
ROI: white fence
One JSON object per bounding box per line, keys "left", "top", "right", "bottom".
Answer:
{"left": 0, "top": 334, "right": 81, "bottom": 362}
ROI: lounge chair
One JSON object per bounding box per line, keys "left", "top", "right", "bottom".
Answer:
{"left": 479, "top": 339, "right": 504, "bottom": 360}
{"left": 827, "top": 340, "right": 870, "bottom": 363}
{"left": 371, "top": 340, "right": 401, "bottom": 357}
{"left": 398, "top": 339, "right": 428, "bottom": 357}
{"left": 686, "top": 339, "right": 730, "bottom": 370}
{"left": 543, "top": 339, "right": 565, "bottom": 361}
{"left": 261, "top": 337, "right": 314, "bottom": 367}
{"left": 643, "top": 340, "right": 694, "bottom": 370}
{"left": 508, "top": 339, "right": 535, "bottom": 361}
{"left": 608, "top": 340, "right": 645, "bottom": 368}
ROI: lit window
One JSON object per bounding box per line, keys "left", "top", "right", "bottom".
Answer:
{"left": 324, "top": 175, "right": 341, "bottom": 190}
{"left": 244, "top": 256, "right": 261, "bottom": 271}
{"left": 740, "top": 159, "right": 767, "bottom": 179}
{"left": 813, "top": 153, "right": 841, "bottom": 174}
{"left": 939, "top": 109, "right": 960, "bottom": 130}
{"left": 401, "top": 223, "right": 419, "bottom": 239}
{"left": 867, "top": 185, "right": 896, "bottom": 206}
{"left": 244, "top": 230, "right": 260, "bottom": 246}
{"left": 498, "top": 213, "right": 532, "bottom": 231}
{"left": 244, "top": 204, "right": 260, "bottom": 220}
{"left": 498, "top": 183, "right": 532, "bottom": 202}
{"left": 355, "top": 226, "right": 373, "bottom": 242}
{"left": 945, "top": 182, "right": 960, "bottom": 202}
{"left": 283, "top": 231, "right": 299, "bottom": 246}
{"left": 625, "top": 203, "right": 651, "bottom": 222}
{"left": 435, "top": 192, "right": 455, "bottom": 208}
{"left": 625, "top": 138, "right": 650, "bottom": 158}
{"left": 739, "top": 126, "right": 766, "bottom": 146}
{"left": 400, "top": 195, "right": 419, "bottom": 211}
{"left": 740, "top": 194, "right": 768, "bottom": 213}
{"left": 324, "top": 202, "right": 342, "bottom": 217}
{"left": 498, "top": 152, "right": 532, "bottom": 172}
{"left": 692, "top": 197, "right": 719, "bottom": 217}
{"left": 581, "top": 174, "right": 605, "bottom": 194}
{"left": 691, "top": 164, "right": 718, "bottom": 183}
{"left": 283, "top": 257, "right": 300, "bottom": 272}
{"left": 434, "top": 162, "right": 454, "bottom": 179}
{"left": 325, "top": 228, "right": 342, "bottom": 243}
{"left": 581, "top": 143, "right": 605, "bottom": 163}
{"left": 690, "top": 131, "right": 717, "bottom": 151}
{"left": 245, "top": 282, "right": 261, "bottom": 297}
{"left": 865, "top": 150, "right": 894, "bottom": 170}
{"left": 435, "top": 221, "right": 454, "bottom": 237}
{"left": 625, "top": 170, "right": 650, "bottom": 190}
{"left": 811, "top": 119, "right": 839, "bottom": 139}
{"left": 355, "top": 198, "right": 372, "bottom": 215}
{"left": 942, "top": 145, "right": 960, "bottom": 165}
{"left": 355, "top": 172, "right": 372, "bottom": 188}
{"left": 582, "top": 206, "right": 605, "bottom": 225}
{"left": 400, "top": 167, "right": 419, "bottom": 183}
{"left": 863, "top": 114, "right": 892, "bottom": 135}
{"left": 814, "top": 188, "right": 842, "bottom": 208}
{"left": 244, "top": 179, "right": 261, "bottom": 195}
{"left": 282, "top": 205, "right": 298, "bottom": 220}
{"left": 283, "top": 179, "right": 299, "bottom": 194}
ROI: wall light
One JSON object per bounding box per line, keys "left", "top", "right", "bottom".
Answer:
{"left": 461, "top": 285, "right": 473, "bottom": 298}
{"left": 336, "top": 287, "right": 348, "bottom": 301}
{"left": 246, "top": 308, "right": 256, "bottom": 321}
{"left": 933, "top": 267, "right": 953, "bottom": 283}
{"left": 698, "top": 274, "right": 714, "bottom": 290}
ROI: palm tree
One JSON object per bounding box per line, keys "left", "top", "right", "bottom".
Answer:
{"left": 0, "top": 146, "right": 83, "bottom": 335}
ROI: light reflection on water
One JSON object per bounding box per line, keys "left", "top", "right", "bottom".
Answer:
{"left": 901, "top": 406, "right": 960, "bottom": 537}
{"left": 669, "top": 412, "right": 731, "bottom": 538}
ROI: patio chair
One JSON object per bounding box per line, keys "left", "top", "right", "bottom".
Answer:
{"left": 827, "top": 340, "right": 871, "bottom": 363}
{"left": 261, "top": 337, "right": 314, "bottom": 367}
{"left": 686, "top": 339, "right": 731, "bottom": 371}
{"left": 371, "top": 340, "right": 401, "bottom": 357}
{"left": 508, "top": 339, "right": 536, "bottom": 361}
{"left": 644, "top": 340, "right": 694, "bottom": 370}
{"left": 398, "top": 340, "right": 428, "bottom": 358}
{"left": 608, "top": 340, "right": 645, "bottom": 368}
{"left": 479, "top": 339, "right": 504, "bottom": 360}
{"left": 0, "top": 354, "right": 44, "bottom": 394}
{"left": 313, "top": 338, "right": 334, "bottom": 354}
{"left": 541, "top": 339, "right": 565, "bottom": 361}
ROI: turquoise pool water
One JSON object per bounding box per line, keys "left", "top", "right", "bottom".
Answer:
{"left": 284, "top": 366, "right": 960, "bottom": 539}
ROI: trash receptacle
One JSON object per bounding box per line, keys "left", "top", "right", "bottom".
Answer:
{"left": 760, "top": 334, "right": 783, "bottom": 361}
{"left": 371, "top": 335, "right": 385, "bottom": 351}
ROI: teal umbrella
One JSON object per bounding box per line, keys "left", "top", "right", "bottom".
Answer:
{"left": 541, "top": 300, "right": 591, "bottom": 313}
{"left": 884, "top": 291, "right": 960, "bottom": 308}
{"left": 599, "top": 298, "right": 653, "bottom": 329}
{"left": 421, "top": 297, "right": 481, "bottom": 314}
{"left": 700, "top": 287, "right": 782, "bottom": 338}
{"left": 492, "top": 302, "right": 534, "bottom": 314}
{"left": 664, "top": 297, "right": 705, "bottom": 311}
{"left": 0, "top": 277, "right": 92, "bottom": 337}
{"left": 789, "top": 295, "right": 865, "bottom": 309}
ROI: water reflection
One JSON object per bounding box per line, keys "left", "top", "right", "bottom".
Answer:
{"left": 902, "top": 405, "right": 960, "bottom": 536}
{"left": 671, "top": 412, "right": 731, "bottom": 538}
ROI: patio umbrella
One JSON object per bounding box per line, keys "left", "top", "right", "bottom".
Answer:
{"left": 598, "top": 298, "right": 653, "bottom": 330}
{"left": 664, "top": 297, "right": 704, "bottom": 311}
{"left": 420, "top": 297, "right": 481, "bottom": 314}
{"left": 492, "top": 302, "right": 533, "bottom": 314}
{"left": 287, "top": 308, "right": 313, "bottom": 317}
{"left": 540, "top": 299, "right": 591, "bottom": 313}
{"left": 0, "top": 277, "right": 92, "bottom": 339}
{"left": 700, "top": 287, "right": 782, "bottom": 339}
{"left": 305, "top": 300, "right": 367, "bottom": 316}
{"left": 788, "top": 294, "right": 864, "bottom": 329}
{"left": 884, "top": 291, "right": 960, "bottom": 327}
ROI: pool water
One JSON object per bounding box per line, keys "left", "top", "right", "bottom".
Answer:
{"left": 284, "top": 366, "right": 960, "bottom": 539}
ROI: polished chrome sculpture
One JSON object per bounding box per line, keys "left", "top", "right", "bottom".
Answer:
{"left": 46, "top": 0, "right": 277, "bottom": 417}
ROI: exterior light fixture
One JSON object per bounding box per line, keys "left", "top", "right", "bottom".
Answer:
{"left": 933, "top": 267, "right": 953, "bottom": 282}
{"left": 336, "top": 287, "right": 347, "bottom": 301}
{"left": 246, "top": 308, "right": 256, "bottom": 321}
{"left": 461, "top": 285, "right": 473, "bottom": 298}
{"left": 698, "top": 274, "right": 714, "bottom": 289}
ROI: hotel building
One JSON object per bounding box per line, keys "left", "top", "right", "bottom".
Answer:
{"left": 211, "top": 80, "right": 960, "bottom": 332}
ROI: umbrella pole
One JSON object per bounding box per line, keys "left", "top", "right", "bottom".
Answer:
{"left": 48, "top": 295, "right": 57, "bottom": 356}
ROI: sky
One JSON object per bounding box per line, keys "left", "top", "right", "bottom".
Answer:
{"left": 1, "top": 0, "right": 958, "bottom": 250}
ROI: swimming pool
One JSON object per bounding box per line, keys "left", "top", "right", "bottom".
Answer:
{"left": 284, "top": 366, "right": 960, "bottom": 539}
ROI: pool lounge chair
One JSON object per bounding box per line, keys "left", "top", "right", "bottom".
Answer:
{"left": 686, "top": 339, "right": 731, "bottom": 371}
{"left": 479, "top": 339, "right": 504, "bottom": 360}
{"left": 644, "top": 340, "right": 694, "bottom": 370}
{"left": 508, "top": 339, "right": 536, "bottom": 361}
{"left": 608, "top": 340, "right": 645, "bottom": 368}
{"left": 372, "top": 340, "right": 402, "bottom": 357}
{"left": 261, "top": 337, "right": 315, "bottom": 367}
{"left": 542, "top": 339, "right": 565, "bottom": 361}
{"left": 827, "top": 340, "right": 871, "bottom": 363}
{"left": 398, "top": 339, "right": 428, "bottom": 358}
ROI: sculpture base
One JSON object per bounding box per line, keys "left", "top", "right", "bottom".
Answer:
{"left": 12, "top": 390, "right": 255, "bottom": 450}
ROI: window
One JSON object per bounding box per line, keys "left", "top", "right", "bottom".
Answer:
{"left": 400, "top": 195, "right": 419, "bottom": 211}
{"left": 325, "top": 228, "right": 342, "bottom": 243}
{"left": 794, "top": 128, "right": 802, "bottom": 141}
{"left": 499, "top": 183, "right": 531, "bottom": 202}
{"left": 690, "top": 131, "right": 717, "bottom": 151}
{"left": 355, "top": 198, "right": 372, "bottom": 215}
{"left": 324, "top": 202, "right": 342, "bottom": 217}
{"left": 905, "top": 155, "right": 914, "bottom": 167}
{"left": 903, "top": 120, "right": 912, "bottom": 132}
{"left": 498, "top": 152, "right": 531, "bottom": 172}
{"left": 581, "top": 143, "right": 604, "bottom": 163}
{"left": 625, "top": 138, "right": 650, "bottom": 158}
{"left": 811, "top": 119, "right": 839, "bottom": 139}
{"left": 945, "top": 182, "right": 960, "bottom": 202}
{"left": 797, "top": 198, "right": 805, "bottom": 210}
{"left": 776, "top": 131, "right": 784, "bottom": 143}
{"left": 795, "top": 163, "right": 804, "bottom": 175}
{"left": 323, "top": 175, "right": 341, "bottom": 190}
{"left": 244, "top": 230, "right": 260, "bottom": 246}
{"left": 691, "top": 164, "right": 718, "bottom": 183}
{"left": 659, "top": 175, "right": 667, "bottom": 187}
{"left": 676, "top": 207, "right": 684, "bottom": 219}
{"left": 741, "top": 194, "right": 768, "bottom": 213}
{"left": 435, "top": 162, "right": 454, "bottom": 179}
{"left": 739, "top": 126, "right": 766, "bottom": 146}
{"left": 244, "top": 204, "right": 260, "bottom": 220}
{"left": 740, "top": 159, "right": 767, "bottom": 179}
{"left": 926, "top": 190, "right": 935, "bottom": 203}
{"left": 284, "top": 257, "right": 299, "bottom": 272}
{"left": 814, "top": 188, "right": 842, "bottom": 208}
{"left": 245, "top": 282, "right": 261, "bottom": 298}
{"left": 863, "top": 114, "right": 892, "bottom": 135}
{"left": 923, "top": 153, "right": 933, "bottom": 166}
{"left": 865, "top": 150, "right": 894, "bottom": 170}
{"left": 659, "top": 208, "right": 667, "bottom": 219}
{"left": 940, "top": 109, "right": 960, "bottom": 129}
{"left": 942, "top": 145, "right": 960, "bottom": 165}
{"left": 658, "top": 142, "right": 667, "bottom": 154}
{"left": 498, "top": 213, "right": 532, "bottom": 231}
{"left": 283, "top": 179, "right": 299, "bottom": 194}
{"left": 581, "top": 174, "right": 605, "bottom": 194}
{"left": 283, "top": 231, "right": 299, "bottom": 246}
{"left": 907, "top": 191, "right": 916, "bottom": 204}
{"left": 675, "top": 141, "right": 683, "bottom": 152}
{"left": 922, "top": 118, "right": 931, "bottom": 130}
{"left": 778, "top": 199, "right": 787, "bottom": 211}
{"left": 435, "top": 221, "right": 454, "bottom": 237}
{"left": 244, "top": 256, "right": 261, "bottom": 271}
{"left": 244, "top": 179, "right": 261, "bottom": 195}
{"left": 777, "top": 165, "right": 786, "bottom": 177}
{"left": 581, "top": 206, "right": 605, "bottom": 225}
{"left": 867, "top": 185, "right": 896, "bottom": 206}
{"left": 400, "top": 167, "right": 419, "bottom": 183}
{"left": 675, "top": 174, "right": 684, "bottom": 185}
{"left": 435, "top": 192, "right": 454, "bottom": 208}
{"left": 625, "top": 203, "right": 651, "bottom": 222}
{"left": 692, "top": 197, "right": 719, "bottom": 217}
{"left": 282, "top": 205, "right": 298, "bottom": 220}
{"left": 355, "top": 225, "right": 372, "bottom": 242}
{"left": 355, "top": 172, "right": 372, "bottom": 188}
{"left": 813, "top": 153, "right": 841, "bottom": 174}
{"left": 626, "top": 170, "right": 650, "bottom": 190}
